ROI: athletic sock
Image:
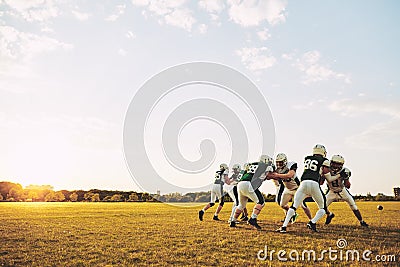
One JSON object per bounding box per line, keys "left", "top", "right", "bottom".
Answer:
{"left": 283, "top": 208, "right": 295, "bottom": 227}
{"left": 311, "top": 209, "right": 326, "bottom": 224}
{"left": 251, "top": 213, "right": 258, "bottom": 219}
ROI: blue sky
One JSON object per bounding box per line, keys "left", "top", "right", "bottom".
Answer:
{"left": 0, "top": 0, "right": 399, "bottom": 195}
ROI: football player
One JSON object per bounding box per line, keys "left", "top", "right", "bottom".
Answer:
{"left": 225, "top": 163, "right": 242, "bottom": 223}
{"left": 229, "top": 155, "right": 275, "bottom": 230}
{"left": 276, "top": 144, "right": 340, "bottom": 233}
{"left": 272, "top": 174, "right": 285, "bottom": 218}
{"left": 269, "top": 153, "right": 312, "bottom": 223}
{"left": 198, "top": 163, "right": 229, "bottom": 221}
{"left": 322, "top": 155, "right": 369, "bottom": 227}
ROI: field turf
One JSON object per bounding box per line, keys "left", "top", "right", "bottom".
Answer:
{"left": 1, "top": 202, "right": 399, "bottom": 266}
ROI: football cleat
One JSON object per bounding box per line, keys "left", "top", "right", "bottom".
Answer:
{"left": 241, "top": 216, "right": 249, "bottom": 222}
{"left": 307, "top": 221, "right": 318, "bottom": 232}
{"left": 325, "top": 213, "right": 335, "bottom": 225}
{"left": 198, "top": 210, "right": 204, "bottom": 221}
{"left": 276, "top": 226, "right": 287, "bottom": 233}
{"left": 213, "top": 215, "right": 220, "bottom": 221}
{"left": 360, "top": 221, "right": 369, "bottom": 227}
{"left": 229, "top": 221, "right": 236, "bottom": 227}
{"left": 291, "top": 213, "right": 299, "bottom": 224}
{"left": 248, "top": 218, "right": 261, "bottom": 230}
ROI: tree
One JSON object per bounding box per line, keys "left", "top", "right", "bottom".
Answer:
{"left": 0, "top": 182, "right": 23, "bottom": 200}
{"left": 7, "top": 187, "right": 23, "bottom": 201}
{"left": 45, "top": 191, "right": 56, "bottom": 202}
{"left": 91, "top": 193, "right": 100, "bottom": 202}
{"left": 103, "top": 195, "right": 112, "bottom": 202}
{"left": 128, "top": 193, "right": 139, "bottom": 202}
{"left": 54, "top": 191, "right": 65, "bottom": 202}
{"left": 27, "top": 190, "right": 39, "bottom": 202}
{"left": 70, "top": 192, "right": 78, "bottom": 202}
{"left": 111, "top": 194, "right": 122, "bottom": 202}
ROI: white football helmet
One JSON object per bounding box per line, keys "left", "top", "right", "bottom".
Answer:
{"left": 243, "top": 163, "right": 250, "bottom": 171}
{"left": 275, "top": 153, "right": 287, "bottom": 169}
{"left": 313, "top": 144, "right": 327, "bottom": 157}
{"left": 220, "top": 163, "right": 228, "bottom": 170}
{"left": 259, "top": 154, "right": 273, "bottom": 164}
{"left": 322, "top": 159, "right": 330, "bottom": 168}
{"left": 330, "top": 155, "right": 345, "bottom": 173}
{"left": 232, "top": 164, "right": 241, "bottom": 172}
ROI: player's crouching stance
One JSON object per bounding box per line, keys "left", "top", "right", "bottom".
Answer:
{"left": 268, "top": 153, "right": 312, "bottom": 223}
{"left": 225, "top": 164, "right": 245, "bottom": 224}
{"left": 199, "top": 164, "right": 229, "bottom": 221}
{"left": 322, "top": 155, "right": 369, "bottom": 227}
{"left": 276, "top": 144, "right": 339, "bottom": 233}
{"left": 229, "top": 155, "right": 274, "bottom": 230}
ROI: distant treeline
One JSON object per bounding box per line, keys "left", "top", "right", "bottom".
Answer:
{"left": 0, "top": 181, "right": 398, "bottom": 202}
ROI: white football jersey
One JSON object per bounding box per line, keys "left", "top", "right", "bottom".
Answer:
{"left": 327, "top": 167, "right": 351, "bottom": 193}
{"left": 214, "top": 169, "right": 229, "bottom": 185}
{"left": 277, "top": 161, "right": 300, "bottom": 190}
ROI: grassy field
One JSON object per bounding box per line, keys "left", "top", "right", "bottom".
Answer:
{"left": 1, "top": 202, "right": 399, "bottom": 266}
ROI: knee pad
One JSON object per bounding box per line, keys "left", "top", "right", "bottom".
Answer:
{"left": 209, "top": 203, "right": 215, "bottom": 207}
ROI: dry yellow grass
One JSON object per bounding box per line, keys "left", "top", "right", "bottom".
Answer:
{"left": 1, "top": 201, "right": 399, "bottom": 266}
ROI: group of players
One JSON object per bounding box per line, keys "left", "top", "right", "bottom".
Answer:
{"left": 198, "top": 144, "right": 369, "bottom": 233}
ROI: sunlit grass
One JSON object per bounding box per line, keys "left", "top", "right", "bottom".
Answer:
{"left": 1, "top": 202, "right": 399, "bottom": 266}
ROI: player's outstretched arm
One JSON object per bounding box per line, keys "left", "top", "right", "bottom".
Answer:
{"left": 324, "top": 172, "right": 340, "bottom": 183}
{"left": 344, "top": 179, "right": 351, "bottom": 189}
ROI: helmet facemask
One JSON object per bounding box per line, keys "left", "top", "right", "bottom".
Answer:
{"left": 330, "top": 161, "right": 343, "bottom": 174}
{"left": 220, "top": 164, "right": 228, "bottom": 171}
{"left": 276, "top": 160, "right": 286, "bottom": 170}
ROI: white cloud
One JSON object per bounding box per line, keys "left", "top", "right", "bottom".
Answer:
{"left": 198, "top": 23, "right": 208, "bottom": 34}
{"left": 236, "top": 46, "right": 276, "bottom": 71}
{"left": 329, "top": 98, "right": 400, "bottom": 151}
{"left": 227, "top": 0, "right": 287, "bottom": 27}
{"left": 3, "top": 0, "right": 59, "bottom": 22}
{"left": 40, "top": 26, "right": 54, "bottom": 33}
{"left": 132, "top": 0, "right": 195, "bottom": 32}
{"left": 0, "top": 25, "right": 73, "bottom": 62}
{"left": 165, "top": 8, "right": 196, "bottom": 32}
{"left": 257, "top": 28, "right": 271, "bottom": 40}
{"left": 105, "top": 4, "right": 126, "bottom": 22}
{"left": 198, "top": 0, "right": 225, "bottom": 13}
{"left": 346, "top": 120, "right": 400, "bottom": 151}
{"left": 0, "top": 25, "right": 73, "bottom": 92}
{"left": 71, "top": 10, "right": 90, "bottom": 21}
{"left": 289, "top": 50, "right": 351, "bottom": 84}
{"left": 281, "top": 53, "right": 293, "bottom": 60}
{"left": 148, "top": 0, "right": 186, "bottom": 16}
{"left": 329, "top": 98, "right": 400, "bottom": 119}
{"left": 131, "top": 0, "right": 150, "bottom": 6}
{"left": 125, "top": 31, "right": 136, "bottom": 39}
{"left": 118, "top": 48, "right": 127, "bottom": 56}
